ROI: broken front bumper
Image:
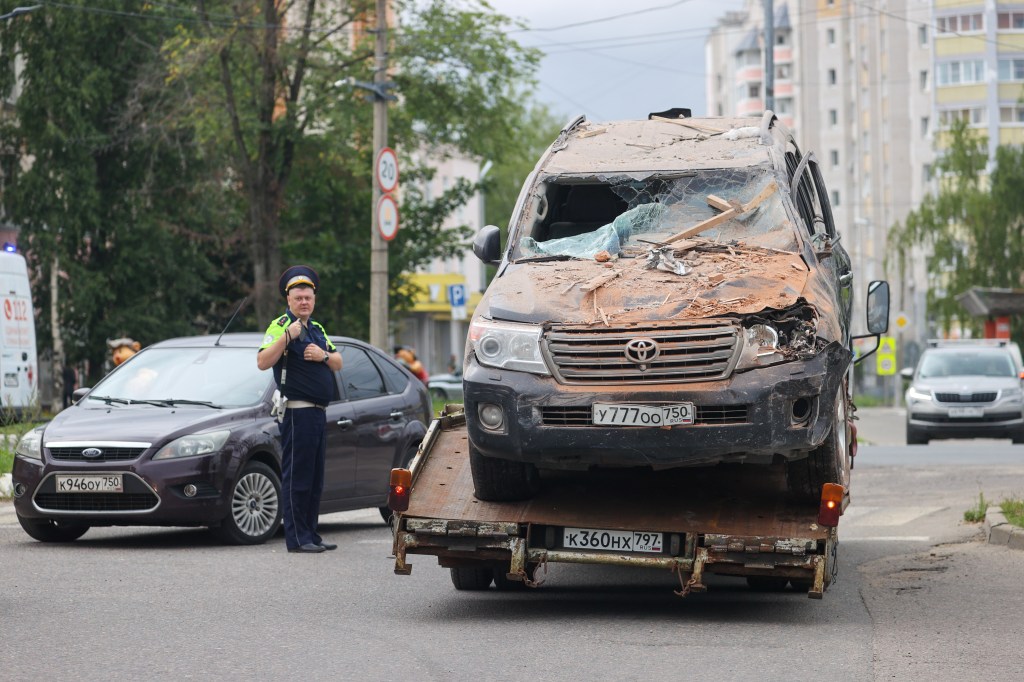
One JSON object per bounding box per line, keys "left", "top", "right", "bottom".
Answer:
{"left": 464, "top": 342, "right": 851, "bottom": 469}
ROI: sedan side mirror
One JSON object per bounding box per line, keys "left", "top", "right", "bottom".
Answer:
{"left": 900, "top": 367, "right": 913, "bottom": 380}
{"left": 866, "top": 280, "right": 890, "bottom": 335}
{"left": 473, "top": 225, "right": 502, "bottom": 265}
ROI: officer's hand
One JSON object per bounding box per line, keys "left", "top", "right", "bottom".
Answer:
{"left": 287, "top": 320, "right": 303, "bottom": 340}
{"left": 302, "top": 343, "right": 327, "bottom": 363}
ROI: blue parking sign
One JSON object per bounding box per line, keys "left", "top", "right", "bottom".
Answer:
{"left": 448, "top": 284, "right": 466, "bottom": 307}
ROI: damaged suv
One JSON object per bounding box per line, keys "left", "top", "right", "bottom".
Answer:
{"left": 467, "top": 110, "right": 889, "bottom": 501}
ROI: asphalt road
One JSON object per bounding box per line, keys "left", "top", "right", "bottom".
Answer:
{"left": 1, "top": 409, "right": 1022, "bottom": 681}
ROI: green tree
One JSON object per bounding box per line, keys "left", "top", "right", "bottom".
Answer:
{"left": 887, "top": 120, "right": 1024, "bottom": 338}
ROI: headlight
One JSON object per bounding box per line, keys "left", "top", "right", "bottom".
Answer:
{"left": 906, "top": 386, "right": 932, "bottom": 402}
{"left": 1001, "top": 387, "right": 1022, "bottom": 400}
{"left": 469, "top": 319, "right": 550, "bottom": 375}
{"left": 746, "top": 324, "right": 780, "bottom": 355}
{"left": 15, "top": 427, "right": 43, "bottom": 460}
{"left": 153, "top": 430, "right": 231, "bottom": 460}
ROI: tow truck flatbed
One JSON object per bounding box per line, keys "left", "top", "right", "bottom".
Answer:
{"left": 391, "top": 410, "right": 841, "bottom": 598}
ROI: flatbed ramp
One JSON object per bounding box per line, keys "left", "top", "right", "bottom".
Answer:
{"left": 392, "top": 412, "right": 837, "bottom": 598}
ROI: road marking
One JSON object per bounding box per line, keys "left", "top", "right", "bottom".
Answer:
{"left": 843, "top": 506, "right": 945, "bottom": 526}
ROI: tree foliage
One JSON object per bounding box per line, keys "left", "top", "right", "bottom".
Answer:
{"left": 0, "top": 0, "right": 541, "bottom": 382}
{"left": 887, "top": 120, "right": 1024, "bottom": 338}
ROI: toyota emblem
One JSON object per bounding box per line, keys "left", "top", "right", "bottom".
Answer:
{"left": 81, "top": 447, "right": 103, "bottom": 459}
{"left": 624, "top": 338, "right": 660, "bottom": 365}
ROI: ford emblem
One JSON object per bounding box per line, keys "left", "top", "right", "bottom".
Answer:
{"left": 81, "top": 447, "right": 103, "bottom": 459}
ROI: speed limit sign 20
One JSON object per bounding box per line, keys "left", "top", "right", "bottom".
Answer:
{"left": 376, "top": 147, "right": 399, "bottom": 194}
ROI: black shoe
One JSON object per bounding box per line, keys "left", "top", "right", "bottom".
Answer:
{"left": 318, "top": 542, "right": 338, "bottom": 551}
{"left": 288, "top": 543, "right": 326, "bottom": 553}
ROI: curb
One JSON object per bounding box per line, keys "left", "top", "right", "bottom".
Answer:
{"left": 984, "top": 506, "right": 1024, "bottom": 550}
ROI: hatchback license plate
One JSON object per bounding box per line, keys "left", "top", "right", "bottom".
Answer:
{"left": 55, "top": 474, "right": 123, "bottom": 493}
{"left": 948, "top": 407, "right": 984, "bottom": 418}
{"left": 593, "top": 403, "right": 694, "bottom": 426}
{"left": 563, "top": 527, "right": 663, "bottom": 553}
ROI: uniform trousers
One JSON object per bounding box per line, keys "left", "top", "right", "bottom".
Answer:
{"left": 280, "top": 405, "right": 327, "bottom": 549}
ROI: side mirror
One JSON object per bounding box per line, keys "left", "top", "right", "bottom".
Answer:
{"left": 866, "top": 280, "right": 890, "bottom": 335}
{"left": 900, "top": 367, "right": 913, "bottom": 380}
{"left": 473, "top": 225, "right": 502, "bottom": 265}
{"left": 72, "top": 387, "right": 90, "bottom": 403}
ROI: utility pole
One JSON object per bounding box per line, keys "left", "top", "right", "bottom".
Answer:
{"left": 369, "top": 0, "right": 390, "bottom": 351}
{"left": 763, "top": 0, "right": 775, "bottom": 112}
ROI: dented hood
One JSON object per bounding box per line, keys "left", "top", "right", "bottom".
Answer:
{"left": 485, "top": 245, "right": 842, "bottom": 339}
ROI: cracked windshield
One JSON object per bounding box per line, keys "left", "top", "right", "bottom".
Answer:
{"left": 87, "top": 348, "right": 272, "bottom": 407}
{"left": 517, "top": 169, "right": 795, "bottom": 260}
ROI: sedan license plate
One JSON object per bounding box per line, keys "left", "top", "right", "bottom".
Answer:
{"left": 563, "top": 527, "right": 663, "bottom": 553}
{"left": 55, "top": 474, "right": 123, "bottom": 493}
{"left": 948, "top": 407, "right": 984, "bottom": 418}
{"left": 593, "top": 403, "right": 694, "bottom": 426}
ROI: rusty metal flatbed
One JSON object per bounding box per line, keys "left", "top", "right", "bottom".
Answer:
{"left": 392, "top": 410, "right": 838, "bottom": 598}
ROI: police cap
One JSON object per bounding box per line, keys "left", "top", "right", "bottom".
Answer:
{"left": 279, "top": 265, "right": 320, "bottom": 297}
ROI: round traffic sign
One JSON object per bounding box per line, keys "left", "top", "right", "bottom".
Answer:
{"left": 377, "top": 194, "right": 399, "bottom": 241}
{"left": 375, "top": 147, "right": 399, "bottom": 194}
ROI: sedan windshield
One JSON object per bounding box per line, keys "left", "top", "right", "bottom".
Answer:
{"left": 918, "top": 350, "right": 1017, "bottom": 378}
{"left": 87, "top": 347, "right": 272, "bottom": 408}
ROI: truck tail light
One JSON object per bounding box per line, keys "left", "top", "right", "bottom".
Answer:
{"left": 818, "top": 483, "right": 845, "bottom": 527}
{"left": 388, "top": 468, "right": 412, "bottom": 513}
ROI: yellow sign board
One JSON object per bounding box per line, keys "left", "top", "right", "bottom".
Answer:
{"left": 876, "top": 335, "right": 897, "bottom": 376}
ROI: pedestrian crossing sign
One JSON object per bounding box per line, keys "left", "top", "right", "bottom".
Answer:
{"left": 876, "top": 336, "right": 897, "bottom": 376}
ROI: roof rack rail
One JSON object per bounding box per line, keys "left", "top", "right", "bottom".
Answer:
{"left": 927, "top": 338, "right": 1009, "bottom": 347}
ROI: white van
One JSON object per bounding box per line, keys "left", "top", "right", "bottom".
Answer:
{"left": 0, "top": 252, "right": 37, "bottom": 418}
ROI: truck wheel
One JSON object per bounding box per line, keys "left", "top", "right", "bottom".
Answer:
{"left": 212, "top": 461, "right": 282, "bottom": 545}
{"left": 450, "top": 565, "right": 494, "bottom": 590}
{"left": 906, "top": 426, "right": 929, "bottom": 445}
{"left": 787, "top": 388, "right": 850, "bottom": 502}
{"left": 469, "top": 445, "right": 540, "bottom": 502}
{"left": 746, "top": 576, "right": 789, "bottom": 591}
{"left": 17, "top": 514, "right": 90, "bottom": 543}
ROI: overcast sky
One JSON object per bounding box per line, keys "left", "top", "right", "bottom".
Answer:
{"left": 487, "top": 0, "right": 748, "bottom": 123}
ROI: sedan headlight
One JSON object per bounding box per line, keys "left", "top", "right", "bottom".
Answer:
{"left": 469, "top": 318, "right": 550, "bottom": 375}
{"left": 1001, "top": 387, "right": 1022, "bottom": 401}
{"left": 906, "top": 386, "right": 932, "bottom": 402}
{"left": 15, "top": 427, "right": 43, "bottom": 460}
{"left": 153, "top": 430, "right": 231, "bottom": 460}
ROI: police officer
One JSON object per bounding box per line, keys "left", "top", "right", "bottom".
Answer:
{"left": 257, "top": 265, "right": 343, "bottom": 553}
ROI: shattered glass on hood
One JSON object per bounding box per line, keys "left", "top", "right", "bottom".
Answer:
{"left": 517, "top": 169, "right": 796, "bottom": 260}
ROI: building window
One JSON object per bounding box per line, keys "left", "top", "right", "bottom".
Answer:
{"left": 918, "top": 25, "right": 928, "bottom": 45}
{"left": 829, "top": 109, "right": 838, "bottom": 126}
{"left": 1000, "top": 105, "right": 1024, "bottom": 123}
{"left": 923, "top": 164, "right": 932, "bottom": 183}
{"left": 831, "top": 190, "right": 840, "bottom": 206}
{"left": 936, "top": 60, "right": 985, "bottom": 85}
{"left": 998, "top": 12, "right": 1024, "bottom": 30}
{"left": 921, "top": 116, "right": 929, "bottom": 137}
{"left": 776, "top": 64, "right": 792, "bottom": 80}
{"left": 828, "top": 68, "right": 837, "bottom": 85}
{"left": 748, "top": 84, "right": 761, "bottom": 98}
{"left": 938, "top": 107, "right": 987, "bottom": 127}
{"left": 998, "top": 58, "right": 1024, "bottom": 82}
{"left": 775, "top": 97, "right": 793, "bottom": 114}
{"left": 827, "top": 28, "right": 836, "bottom": 45}
{"left": 919, "top": 70, "right": 929, "bottom": 91}
{"left": 938, "top": 13, "right": 983, "bottom": 33}
{"left": 830, "top": 150, "right": 839, "bottom": 167}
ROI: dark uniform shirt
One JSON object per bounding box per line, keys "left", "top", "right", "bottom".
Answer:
{"left": 259, "top": 311, "right": 338, "bottom": 405}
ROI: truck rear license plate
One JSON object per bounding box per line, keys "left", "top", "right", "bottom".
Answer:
{"left": 592, "top": 403, "right": 694, "bottom": 426}
{"left": 55, "top": 474, "right": 123, "bottom": 493}
{"left": 563, "top": 527, "right": 663, "bottom": 553}
{"left": 948, "top": 407, "right": 983, "bottom": 418}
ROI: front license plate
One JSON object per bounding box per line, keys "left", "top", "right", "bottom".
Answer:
{"left": 948, "top": 407, "right": 984, "bottom": 418}
{"left": 563, "top": 527, "right": 663, "bottom": 553}
{"left": 55, "top": 474, "right": 123, "bottom": 493}
{"left": 592, "top": 403, "right": 694, "bottom": 426}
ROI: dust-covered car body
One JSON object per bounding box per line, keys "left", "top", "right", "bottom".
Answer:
{"left": 464, "top": 112, "right": 887, "bottom": 500}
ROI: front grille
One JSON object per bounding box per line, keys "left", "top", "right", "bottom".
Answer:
{"left": 34, "top": 492, "right": 159, "bottom": 512}
{"left": 934, "top": 392, "right": 997, "bottom": 404}
{"left": 540, "top": 405, "right": 749, "bottom": 426}
{"left": 546, "top": 323, "right": 739, "bottom": 384}
{"left": 911, "top": 411, "right": 1020, "bottom": 424}
{"left": 49, "top": 447, "right": 147, "bottom": 462}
